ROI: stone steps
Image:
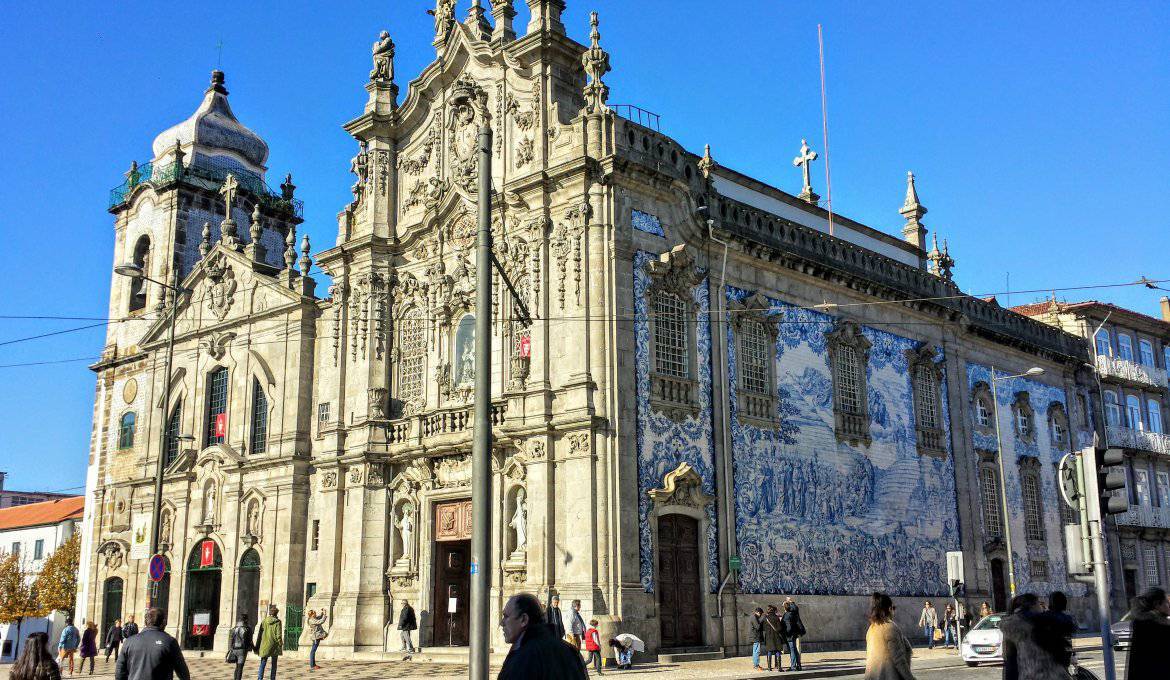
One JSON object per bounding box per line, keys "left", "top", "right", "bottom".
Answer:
{"left": 656, "top": 646, "right": 724, "bottom": 663}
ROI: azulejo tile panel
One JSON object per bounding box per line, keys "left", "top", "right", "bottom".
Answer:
{"left": 728, "top": 286, "right": 961, "bottom": 596}
{"left": 634, "top": 251, "right": 718, "bottom": 593}
{"left": 631, "top": 209, "right": 665, "bottom": 237}
{"left": 965, "top": 363, "right": 1087, "bottom": 597}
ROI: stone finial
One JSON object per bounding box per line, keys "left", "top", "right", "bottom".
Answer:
{"left": 581, "top": 12, "right": 612, "bottom": 114}
{"left": 526, "top": 0, "right": 565, "bottom": 35}
{"left": 299, "top": 234, "right": 312, "bottom": 274}
{"left": 927, "top": 234, "right": 955, "bottom": 281}
{"left": 899, "top": 171, "right": 928, "bottom": 253}
{"left": 207, "top": 69, "right": 228, "bottom": 95}
{"left": 171, "top": 138, "right": 186, "bottom": 168}
{"left": 465, "top": 0, "right": 492, "bottom": 41}
{"left": 284, "top": 226, "right": 297, "bottom": 270}
{"left": 249, "top": 205, "right": 263, "bottom": 242}
{"left": 281, "top": 173, "right": 296, "bottom": 200}
{"left": 793, "top": 139, "right": 820, "bottom": 205}
{"left": 490, "top": 0, "right": 517, "bottom": 43}
{"left": 246, "top": 205, "right": 266, "bottom": 263}
{"left": 370, "top": 31, "right": 396, "bottom": 83}
{"left": 199, "top": 221, "right": 212, "bottom": 257}
{"left": 698, "top": 144, "right": 716, "bottom": 179}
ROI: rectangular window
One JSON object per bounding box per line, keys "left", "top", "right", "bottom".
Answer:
{"left": 1119, "top": 334, "right": 1134, "bottom": 361}
{"left": 306, "top": 582, "right": 317, "bottom": 600}
{"left": 398, "top": 312, "right": 427, "bottom": 402}
{"left": 1136, "top": 469, "right": 1152, "bottom": 506}
{"left": 1140, "top": 340, "right": 1156, "bottom": 367}
{"left": 835, "top": 345, "right": 863, "bottom": 414}
{"left": 311, "top": 520, "right": 320, "bottom": 551}
{"left": 1105, "top": 392, "right": 1121, "bottom": 427}
{"left": 118, "top": 412, "right": 136, "bottom": 450}
{"left": 33, "top": 540, "right": 44, "bottom": 560}
{"left": 164, "top": 404, "right": 182, "bottom": 468}
{"left": 1157, "top": 472, "right": 1170, "bottom": 507}
{"left": 981, "top": 467, "right": 1004, "bottom": 538}
{"left": 1022, "top": 470, "right": 1045, "bottom": 541}
{"left": 1016, "top": 409, "right": 1032, "bottom": 438}
{"left": 317, "top": 402, "right": 331, "bottom": 425}
{"left": 9, "top": 542, "right": 18, "bottom": 556}
{"left": 250, "top": 380, "right": 268, "bottom": 455}
{"left": 915, "top": 368, "right": 939, "bottom": 430}
{"left": 739, "top": 321, "right": 770, "bottom": 394}
{"left": 1164, "top": 346, "right": 1170, "bottom": 371}
{"left": 1095, "top": 331, "right": 1112, "bottom": 357}
{"left": 1030, "top": 560, "right": 1049, "bottom": 581}
{"left": 1144, "top": 546, "right": 1159, "bottom": 585}
{"left": 976, "top": 397, "right": 991, "bottom": 427}
{"left": 1149, "top": 400, "right": 1164, "bottom": 434}
{"left": 205, "top": 368, "right": 229, "bottom": 446}
{"left": 1053, "top": 420, "right": 1066, "bottom": 447}
{"left": 653, "top": 292, "right": 689, "bottom": 378}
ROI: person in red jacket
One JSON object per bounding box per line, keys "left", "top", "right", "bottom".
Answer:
{"left": 584, "top": 620, "right": 602, "bottom": 674}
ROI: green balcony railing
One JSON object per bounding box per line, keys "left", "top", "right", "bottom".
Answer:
{"left": 108, "top": 157, "right": 302, "bottom": 218}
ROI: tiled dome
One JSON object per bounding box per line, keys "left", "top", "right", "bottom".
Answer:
{"left": 151, "top": 70, "right": 269, "bottom": 169}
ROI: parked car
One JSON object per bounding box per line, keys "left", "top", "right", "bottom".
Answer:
{"left": 961, "top": 613, "right": 1004, "bottom": 667}
{"left": 1111, "top": 613, "right": 1132, "bottom": 651}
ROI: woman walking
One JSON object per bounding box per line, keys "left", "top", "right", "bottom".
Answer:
{"left": 228, "top": 614, "right": 254, "bottom": 680}
{"left": 306, "top": 609, "right": 328, "bottom": 670}
{"left": 999, "top": 593, "right": 1066, "bottom": 680}
{"left": 762, "top": 605, "right": 787, "bottom": 672}
{"left": 9, "top": 632, "right": 62, "bottom": 680}
{"left": 863, "top": 592, "right": 915, "bottom": 680}
{"left": 940, "top": 604, "right": 958, "bottom": 649}
{"left": 916, "top": 601, "right": 938, "bottom": 649}
{"left": 78, "top": 622, "right": 98, "bottom": 675}
{"left": 1125, "top": 587, "right": 1170, "bottom": 680}
{"left": 103, "top": 619, "right": 123, "bottom": 663}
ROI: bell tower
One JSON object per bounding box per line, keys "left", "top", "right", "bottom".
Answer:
{"left": 103, "top": 70, "right": 303, "bottom": 356}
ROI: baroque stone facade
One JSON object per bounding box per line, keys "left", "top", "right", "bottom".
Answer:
{"left": 78, "top": 2, "right": 1101, "bottom": 658}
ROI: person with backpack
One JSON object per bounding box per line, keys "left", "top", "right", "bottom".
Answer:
{"left": 226, "top": 614, "right": 254, "bottom": 680}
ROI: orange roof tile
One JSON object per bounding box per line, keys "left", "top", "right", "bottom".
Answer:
{"left": 0, "top": 496, "right": 85, "bottom": 531}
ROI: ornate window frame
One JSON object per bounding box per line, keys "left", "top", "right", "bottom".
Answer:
{"left": 972, "top": 381, "right": 994, "bottom": 433}
{"left": 645, "top": 245, "right": 704, "bottom": 422}
{"left": 1011, "top": 391, "right": 1035, "bottom": 443}
{"left": 907, "top": 344, "right": 945, "bottom": 458}
{"left": 730, "top": 293, "right": 778, "bottom": 426}
{"left": 1047, "top": 402, "right": 1070, "bottom": 452}
{"left": 825, "top": 320, "right": 871, "bottom": 446}
{"left": 645, "top": 462, "right": 715, "bottom": 637}
{"left": 1019, "top": 456, "right": 1046, "bottom": 542}
{"left": 977, "top": 450, "right": 1005, "bottom": 546}
{"left": 394, "top": 305, "right": 428, "bottom": 415}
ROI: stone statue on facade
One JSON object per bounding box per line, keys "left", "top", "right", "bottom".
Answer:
{"left": 510, "top": 489, "right": 527, "bottom": 552}
{"left": 428, "top": 0, "right": 456, "bottom": 42}
{"left": 203, "top": 485, "right": 217, "bottom": 524}
{"left": 370, "top": 31, "right": 395, "bottom": 82}
{"left": 350, "top": 142, "right": 370, "bottom": 200}
{"left": 459, "top": 342, "right": 475, "bottom": 385}
{"left": 396, "top": 504, "right": 414, "bottom": 566}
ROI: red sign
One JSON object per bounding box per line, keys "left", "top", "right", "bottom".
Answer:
{"left": 519, "top": 335, "right": 531, "bottom": 359}
{"left": 199, "top": 540, "right": 216, "bottom": 568}
{"left": 214, "top": 413, "right": 227, "bottom": 438}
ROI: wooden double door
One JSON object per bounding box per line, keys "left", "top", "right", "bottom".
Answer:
{"left": 432, "top": 500, "right": 473, "bottom": 646}
{"left": 657, "top": 514, "right": 703, "bottom": 648}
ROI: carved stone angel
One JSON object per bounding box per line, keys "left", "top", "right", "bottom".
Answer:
{"left": 370, "top": 31, "right": 395, "bottom": 82}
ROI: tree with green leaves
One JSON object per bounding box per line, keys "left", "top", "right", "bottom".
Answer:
{"left": 0, "top": 551, "right": 46, "bottom": 659}
{"left": 33, "top": 533, "right": 80, "bottom": 617}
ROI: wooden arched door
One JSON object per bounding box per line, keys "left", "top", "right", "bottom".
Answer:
{"left": 657, "top": 514, "right": 702, "bottom": 648}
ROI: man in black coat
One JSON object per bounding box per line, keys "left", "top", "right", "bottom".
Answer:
{"left": 546, "top": 595, "right": 566, "bottom": 640}
{"left": 397, "top": 601, "right": 418, "bottom": 657}
{"left": 499, "top": 593, "right": 586, "bottom": 680}
{"left": 114, "top": 608, "right": 190, "bottom": 680}
{"left": 121, "top": 616, "right": 139, "bottom": 638}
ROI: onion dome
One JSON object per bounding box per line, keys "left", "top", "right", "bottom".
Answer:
{"left": 151, "top": 70, "right": 269, "bottom": 170}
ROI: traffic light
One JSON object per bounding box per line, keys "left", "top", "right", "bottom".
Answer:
{"left": 1096, "top": 447, "right": 1129, "bottom": 515}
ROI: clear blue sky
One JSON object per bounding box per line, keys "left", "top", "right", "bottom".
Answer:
{"left": 0, "top": 1, "right": 1166, "bottom": 493}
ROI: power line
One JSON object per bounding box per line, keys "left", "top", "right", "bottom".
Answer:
{"left": 0, "top": 356, "right": 100, "bottom": 369}
{"left": 0, "top": 322, "right": 111, "bottom": 347}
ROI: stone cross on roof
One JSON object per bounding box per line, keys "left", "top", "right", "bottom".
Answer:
{"left": 792, "top": 139, "right": 820, "bottom": 205}
{"left": 219, "top": 173, "right": 239, "bottom": 216}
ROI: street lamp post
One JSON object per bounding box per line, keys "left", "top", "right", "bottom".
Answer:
{"left": 989, "top": 365, "right": 1044, "bottom": 601}
{"left": 114, "top": 263, "right": 189, "bottom": 609}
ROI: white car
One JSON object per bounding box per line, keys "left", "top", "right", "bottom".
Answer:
{"left": 961, "top": 614, "right": 1004, "bottom": 666}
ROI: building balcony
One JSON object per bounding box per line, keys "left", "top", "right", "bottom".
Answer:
{"left": 1107, "top": 425, "right": 1170, "bottom": 456}
{"left": 1116, "top": 504, "right": 1170, "bottom": 530}
{"left": 1096, "top": 354, "right": 1168, "bottom": 390}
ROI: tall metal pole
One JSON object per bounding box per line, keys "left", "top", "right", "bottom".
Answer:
{"left": 1083, "top": 448, "right": 1117, "bottom": 680}
{"left": 468, "top": 113, "right": 494, "bottom": 680}
{"left": 149, "top": 286, "right": 180, "bottom": 608}
{"left": 990, "top": 368, "right": 1018, "bottom": 600}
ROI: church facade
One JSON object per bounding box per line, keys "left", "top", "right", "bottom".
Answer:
{"left": 78, "top": 1, "right": 1101, "bottom": 657}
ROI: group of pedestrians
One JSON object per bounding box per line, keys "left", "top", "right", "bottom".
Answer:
{"left": 915, "top": 601, "right": 960, "bottom": 649}
{"left": 749, "top": 597, "right": 806, "bottom": 672}
{"left": 44, "top": 615, "right": 140, "bottom": 677}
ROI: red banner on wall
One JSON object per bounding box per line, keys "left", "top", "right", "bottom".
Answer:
{"left": 214, "top": 413, "right": 226, "bottom": 438}
{"left": 199, "top": 539, "right": 215, "bottom": 568}
{"left": 519, "top": 335, "right": 531, "bottom": 358}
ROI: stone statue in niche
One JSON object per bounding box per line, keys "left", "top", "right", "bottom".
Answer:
{"left": 455, "top": 315, "right": 476, "bottom": 386}
{"left": 160, "top": 512, "right": 173, "bottom": 547}
{"left": 246, "top": 502, "right": 261, "bottom": 538}
{"left": 396, "top": 504, "right": 414, "bottom": 566}
{"left": 202, "top": 484, "right": 217, "bottom": 524}
{"left": 510, "top": 489, "right": 527, "bottom": 554}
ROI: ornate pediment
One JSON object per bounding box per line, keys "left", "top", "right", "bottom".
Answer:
{"left": 729, "top": 292, "right": 778, "bottom": 335}
{"left": 647, "top": 462, "right": 714, "bottom": 509}
{"left": 646, "top": 244, "right": 704, "bottom": 299}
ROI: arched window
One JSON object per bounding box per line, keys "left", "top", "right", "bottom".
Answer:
{"left": 250, "top": 379, "right": 267, "bottom": 454}
{"left": 164, "top": 401, "right": 182, "bottom": 467}
{"left": 1020, "top": 460, "right": 1045, "bottom": 541}
{"left": 1126, "top": 395, "right": 1144, "bottom": 430}
{"left": 1012, "top": 393, "right": 1034, "bottom": 440}
{"left": 1118, "top": 334, "right": 1134, "bottom": 361}
{"left": 979, "top": 465, "right": 1004, "bottom": 538}
{"left": 738, "top": 320, "right": 770, "bottom": 394}
{"left": 398, "top": 307, "right": 426, "bottom": 402}
{"left": 454, "top": 314, "right": 476, "bottom": 386}
{"left": 205, "top": 367, "right": 228, "bottom": 446}
{"left": 1105, "top": 391, "right": 1121, "bottom": 427}
{"left": 972, "top": 382, "right": 993, "bottom": 430}
{"left": 1148, "top": 400, "right": 1163, "bottom": 434}
{"left": 118, "top": 412, "right": 136, "bottom": 449}
{"left": 652, "top": 291, "right": 689, "bottom": 378}
{"left": 128, "top": 236, "right": 151, "bottom": 313}
{"left": 1095, "top": 330, "right": 1112, "bottom": 357}
{"left": 1049, "top": 404, "right": 1069, "bottom": 451}
{"left": 1139, "top": 339, "right": 1155, "bottom": 367}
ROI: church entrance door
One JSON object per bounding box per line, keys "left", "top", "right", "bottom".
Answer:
{"left": 183, "top": 540, "right": 222, "bottom": 650}
{"left": 237, "top": 549, "right": 261, "bottom": 625}
{"left": 101, "top": 577, "right": 123, "bottom": 644}
{"left": 432, "top": 499, "right": 472, "bottom": 646}
{"left": 990, "top": 558, "right": 1007, "bottom": 613}
{"left": 657, "top": 514, "right": 702, "bottom": 648}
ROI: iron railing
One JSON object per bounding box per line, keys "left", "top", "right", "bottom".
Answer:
{"left": 1107, "top": 425, "right": 1170, "bottom": 456}
{"left": 611, "top": 103, "right": 661, "bottom": 131}
{"left": 109, "top": 157, "right": 303, "bottom": 218}
{"left": 1096, "top": 354, "right": 1168, "bottom": 389}
{"left": 1117, "top": 504, "right": 1170, "bottom": 529}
